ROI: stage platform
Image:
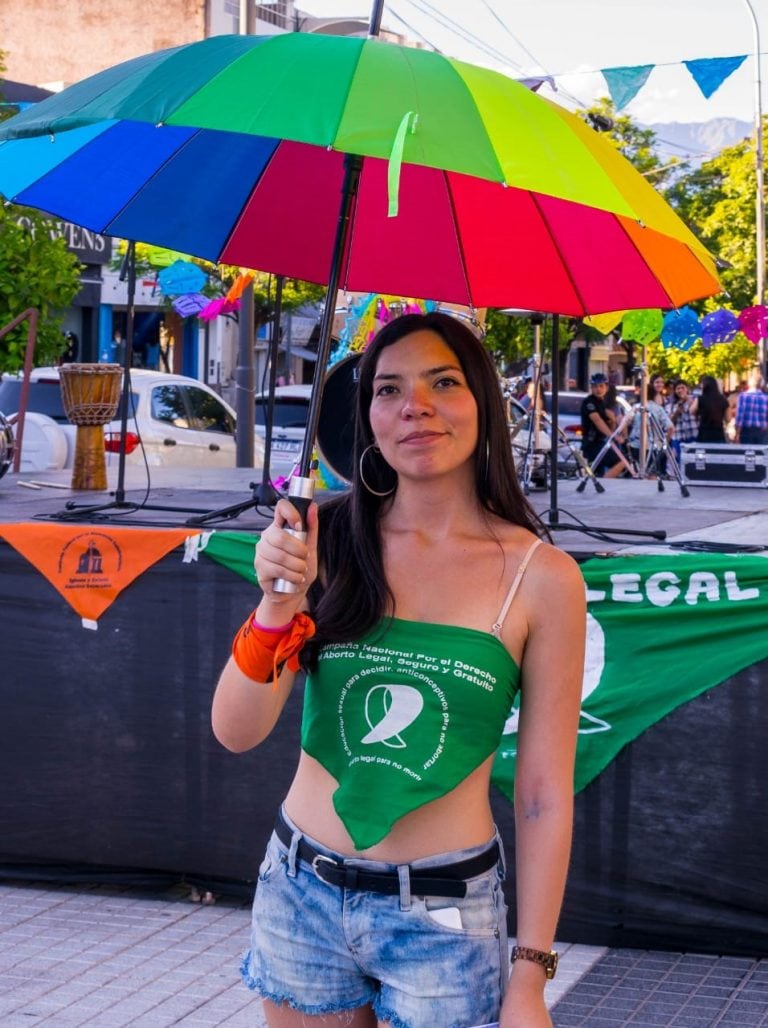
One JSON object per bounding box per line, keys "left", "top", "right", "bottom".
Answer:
{"left": 1, "top": 465, "right": 767, "bottom": 555}
{"left": 2, "top": 464, "right": 768, "bottom": 961}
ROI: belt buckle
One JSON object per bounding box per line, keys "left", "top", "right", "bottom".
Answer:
{"left": 311, "top": 853, "right": 338, "bottom": 882}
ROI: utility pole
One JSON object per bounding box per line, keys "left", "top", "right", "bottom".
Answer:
{"left": 742, "top": 0, "right": 766, "bottom": 374}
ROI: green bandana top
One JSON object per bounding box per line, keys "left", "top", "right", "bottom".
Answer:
{"left": 300, "top": 618, "right": 521, "bottom": 850}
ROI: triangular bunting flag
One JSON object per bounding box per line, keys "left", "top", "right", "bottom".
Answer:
{"left": 198, "top": 530, "right": 260, "bottom": 584}
{"left": 602, "top": 65, "right": 654, "bottom": 110}
{"left": 519, "top": 75, "right": 556, "bottom": 93}
{"left": 0, "top": 523, "right": 199, "bottom": 623}
{"left": 684, "top": 55, "right": 747, "bottom": 99}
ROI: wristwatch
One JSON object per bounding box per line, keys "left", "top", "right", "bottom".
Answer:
{"left": 511, "top": 945, "right": 559, "bottom": 980}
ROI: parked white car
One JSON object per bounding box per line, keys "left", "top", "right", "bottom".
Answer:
{"left": 0, "top": 367, "right": 265, "bottom": 473}
{"left": 255, "top": 383, "right": 311, "bottom": 478}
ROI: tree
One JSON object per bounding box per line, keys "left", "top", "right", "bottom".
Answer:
{"left": 0, "top": 203, "right": 82, "bottom": 372}
{"left": 582, "top": 96, "right": 683, "bottom": 187}
{"left": 644, "top": 338, "right": 758, "bottom": 386}
{"left": 665, "top": 128, "right": 763, "bottom": 312}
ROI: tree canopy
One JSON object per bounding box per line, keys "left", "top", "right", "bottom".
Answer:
{"left": 0, "top": 203, "right": 82, "bottom": 373}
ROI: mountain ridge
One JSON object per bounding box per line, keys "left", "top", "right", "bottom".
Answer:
{"left": 645, "top": 117, "right": 752, "bottom": 166}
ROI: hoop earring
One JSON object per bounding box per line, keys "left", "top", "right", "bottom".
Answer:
{"left": 359, "top": 444, "right": 396, "bottom": 497}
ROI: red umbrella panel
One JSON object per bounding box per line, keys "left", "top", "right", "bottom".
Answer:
{"left": 2, "top": 126, "right": 720, "bottom": 319}
{"left": 223, "top": 143, "right": 719, "bottom": 317}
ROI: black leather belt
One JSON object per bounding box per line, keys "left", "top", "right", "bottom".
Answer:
{"left": 275, "top": 809, "right": 499, "bottom": 899}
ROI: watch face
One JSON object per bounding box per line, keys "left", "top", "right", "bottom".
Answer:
{"left": 545, "top": 951, "right": 559, "bottom": 979}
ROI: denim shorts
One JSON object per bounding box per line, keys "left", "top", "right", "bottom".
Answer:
{"left": 241, "top": 807, "right": 509, "bottom": 1028}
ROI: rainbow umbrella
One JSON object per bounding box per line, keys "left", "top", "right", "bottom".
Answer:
{"left": 0, "top": 32, "right": 721, "bottom": 480}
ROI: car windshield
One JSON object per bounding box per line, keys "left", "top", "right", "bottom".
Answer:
{"left": 0, "top": 380, "right": 68, "bottom": 421}
{"left": 0, "top": 379, "right": 138, "bottom": 422}
{"left": 255, "top": 398, "right": 308, "bottom": 430}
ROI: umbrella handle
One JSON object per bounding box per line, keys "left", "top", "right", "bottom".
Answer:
{"left": 273, "top": 476, "right": 315, "bottom": 594}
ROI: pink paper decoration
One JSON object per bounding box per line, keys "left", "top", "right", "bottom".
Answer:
{"left": 738, "top": 305, "right": 768, "bottom": 345}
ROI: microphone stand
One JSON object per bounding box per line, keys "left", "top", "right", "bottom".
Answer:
{"left": 48, "top": 241, "right": 211, "bottom": 521}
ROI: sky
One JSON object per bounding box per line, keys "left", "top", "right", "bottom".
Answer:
{"left": 298, "top": 0, "right": 766, "bottom": 128}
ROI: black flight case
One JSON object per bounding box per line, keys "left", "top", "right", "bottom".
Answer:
{"left": 680, "top": 442, "right": 768, "bottom": 488}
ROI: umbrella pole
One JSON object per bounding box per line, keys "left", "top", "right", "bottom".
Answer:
{"left": 272, "top": 152, "right": 363, "bottom": 593}
{"left": 547, "top": 314, "right": 560, "bottom": 526}
{"left": 253, "top": 274, "right": 283, "bottom": 505}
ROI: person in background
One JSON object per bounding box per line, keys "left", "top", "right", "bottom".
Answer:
{"left": 666, "top": 379, "right": 699, "bottom": 461}
{"left": 603, "top": 382, "right": 621, "bottom": 432}
{"left": 696, "top": 376, "right": 730, "bottom": 444}
{"left": 734, "top": 370, "right": 768, "bottom": 445}
{"left": 60, "top": 331, "right": 79, "bottom": 364}
{"left": 580, "top": 372, "right": 625, "bottom": 478}
{"left": 212, "top": 312, "right": 585, "bottom": 1028}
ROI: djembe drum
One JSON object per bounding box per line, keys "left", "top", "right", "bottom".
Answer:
{"left": 59, "top": 363, "right": 122, "bottom": 490}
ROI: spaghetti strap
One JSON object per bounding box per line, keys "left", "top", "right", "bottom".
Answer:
{"left": 491, "top": 537, "right": 543, "bottom": 638}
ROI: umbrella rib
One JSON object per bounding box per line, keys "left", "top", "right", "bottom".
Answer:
{"left": 442, "top": 171, "right": 474, "bottom": 308}
{"left": 210, "top": 138, "right": 280, "bottom": 267}
{"left": 610, "top": 215, "right": 676, "bottom": 312}
{"left": 528, "top": 192, "right": 591, "bottom": 317}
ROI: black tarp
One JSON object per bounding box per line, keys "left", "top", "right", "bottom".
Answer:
{"left": 1, "top": 539, "right": 766, "bottom": 955}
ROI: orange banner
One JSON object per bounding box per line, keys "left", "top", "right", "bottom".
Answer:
{"left": 0, "top": 522, "right": 199, "bottom": 623}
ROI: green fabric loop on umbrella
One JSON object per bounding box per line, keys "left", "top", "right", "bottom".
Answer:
{"left": 387, "top": 110, "right": 416, "bottom": 218}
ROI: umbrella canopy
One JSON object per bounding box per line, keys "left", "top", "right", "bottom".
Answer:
{"left": 0, "top": 32, "right": 722, "bottom": 491}
{"left": 0, "top": 33, "right": 719, "bottom": 318}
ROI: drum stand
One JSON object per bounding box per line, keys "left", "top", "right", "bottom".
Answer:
{"left": 511, "top": 409, "right": 605, "bottom": 495}
{"left": 577, "top": 408, "right": 638, "bottom": 486}
{"left": 632, "top": 405, "right": 690, "bottom": 498}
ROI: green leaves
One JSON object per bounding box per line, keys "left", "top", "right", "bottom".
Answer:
{"left": 0, "top": 204, "right": 81, "bottom": 372}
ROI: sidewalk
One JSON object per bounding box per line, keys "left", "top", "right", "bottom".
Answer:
{"left": 1, "top": 881, "right": 766, "bottom": 1027}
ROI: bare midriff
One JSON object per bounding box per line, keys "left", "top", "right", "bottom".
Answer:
{"left": 283, "top": 750, "right": 497, "bottom": 861}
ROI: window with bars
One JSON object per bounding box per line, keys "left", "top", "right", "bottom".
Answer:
{"left": 255, "top": 1, "right": 291, "bottom": 29}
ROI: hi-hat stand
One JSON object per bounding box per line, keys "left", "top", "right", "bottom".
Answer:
{"left": 46, "top": 242, "right": 212, "bottom": 522}
{"left": 544, "top": 318, "right": 668, "bottom": 543}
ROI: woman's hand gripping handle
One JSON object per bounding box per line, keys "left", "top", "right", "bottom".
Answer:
{"left": 255, "top": 489, "right": 319, "bottom": 623}
{"left": 273, "top": 477, "right": 315, "bottom": 595}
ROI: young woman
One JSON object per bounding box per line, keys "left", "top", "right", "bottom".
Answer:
{"left": 696, "top": 375, "right": 730, "bottom": 444}
{"left": 666, "top": 379, "right": 698, "bottom": 460}
{"left": 212, "top": 312, "right": 585, "bottom": 1028}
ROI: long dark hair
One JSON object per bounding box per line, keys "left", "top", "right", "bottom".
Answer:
{"left": 698, "top": 375, "right": 728, "bottom": 421}
{"left": 306, "top": 312, "right": 546, "bottom": 657}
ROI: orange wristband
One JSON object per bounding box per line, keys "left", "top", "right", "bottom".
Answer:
{"left": 231, "top": 611, "right": 316, "bottom": 688}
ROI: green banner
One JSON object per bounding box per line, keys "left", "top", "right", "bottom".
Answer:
{"left": 193, "top": 536, "right": 768, "bottom": 795}
{"left": 492, "top": 552, "right": 768, "bottom": 799}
